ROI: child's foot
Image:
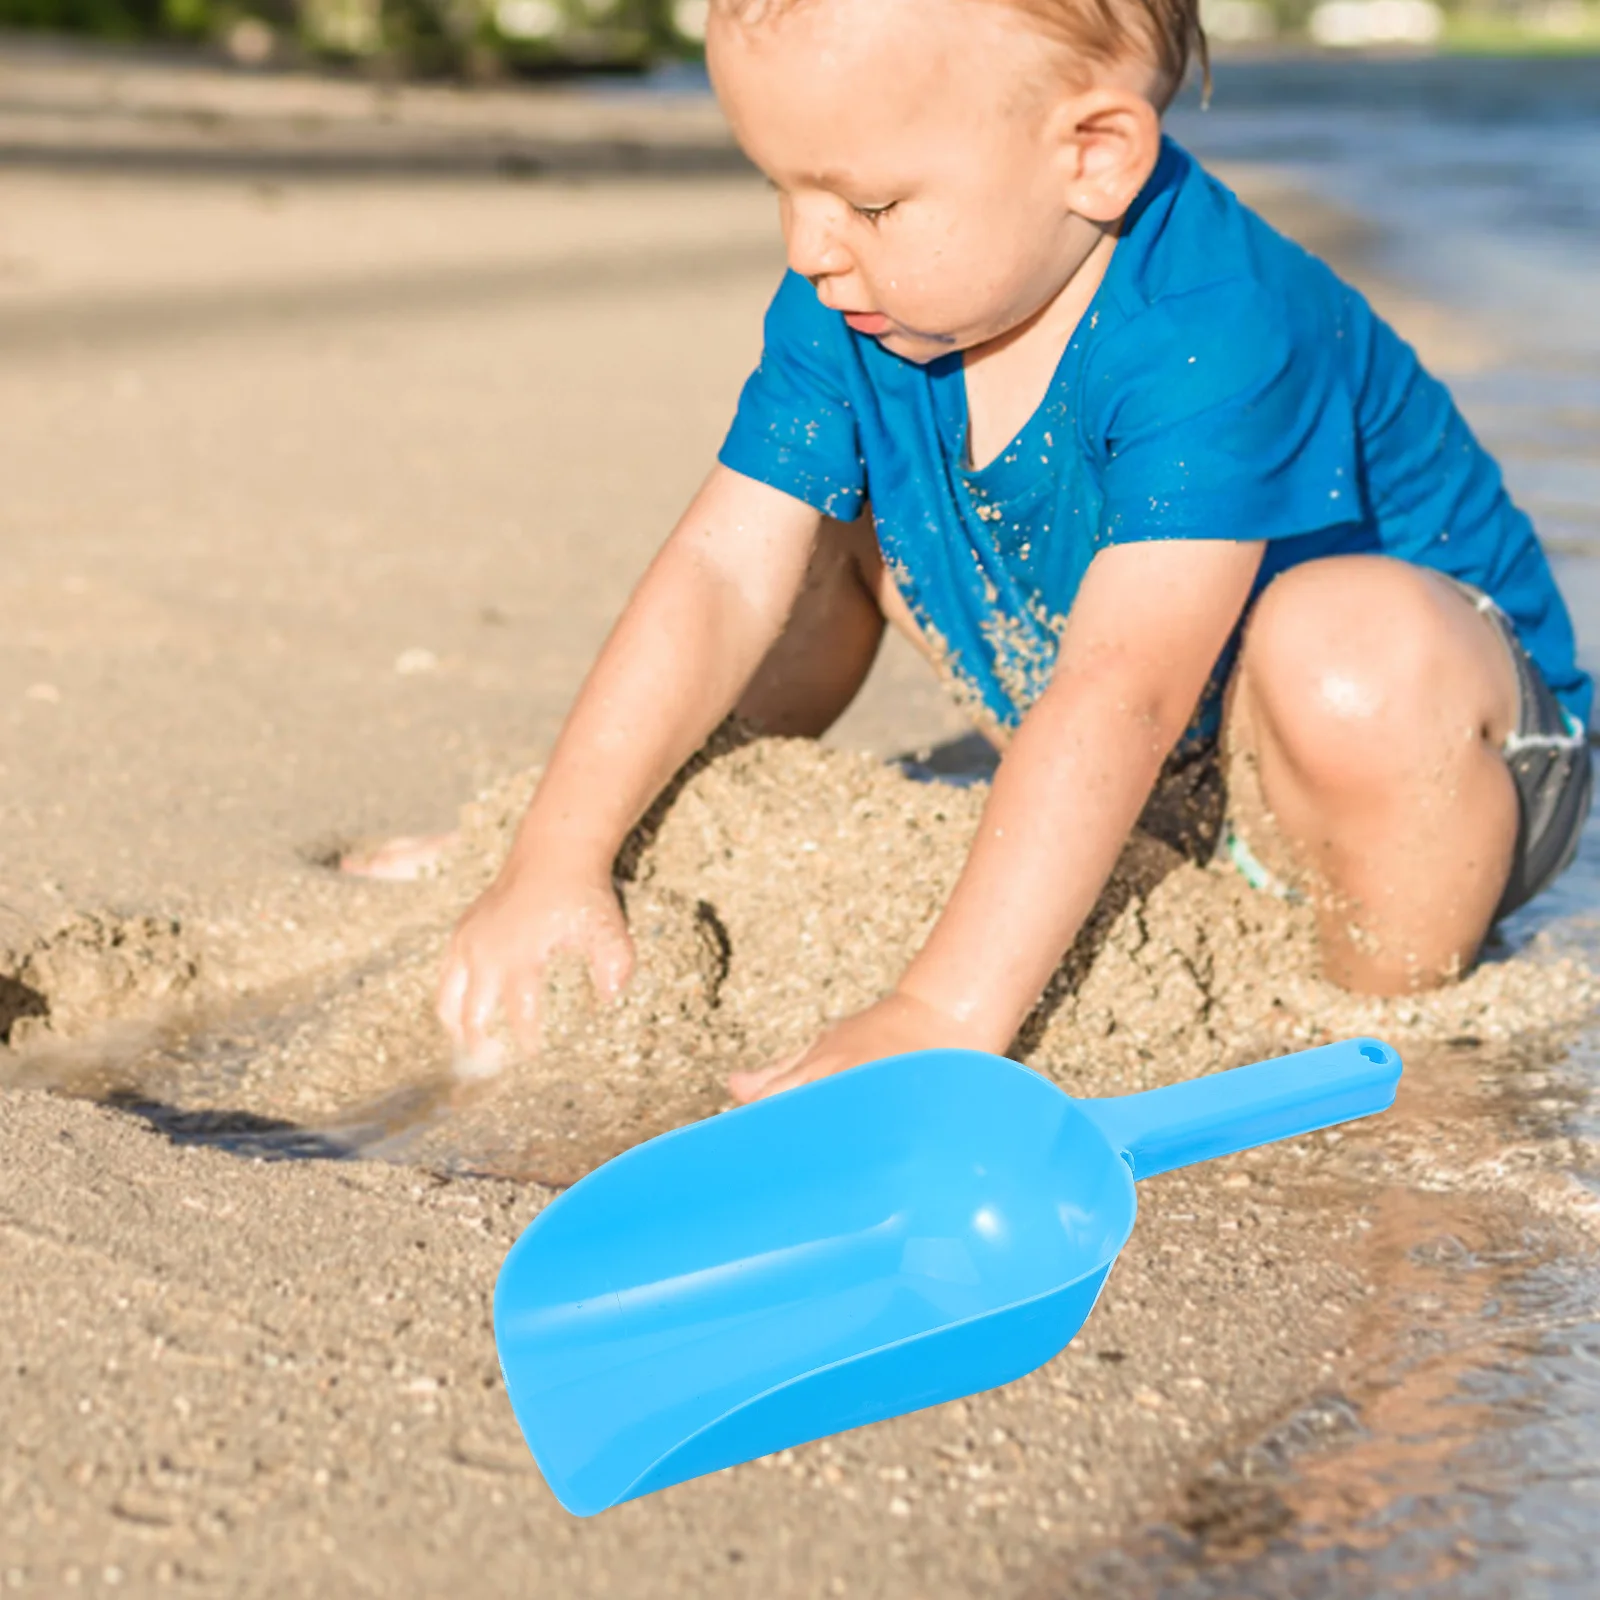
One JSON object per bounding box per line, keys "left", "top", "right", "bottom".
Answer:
{"left": 338, "top": 831, "right": 457, "bottom": 882}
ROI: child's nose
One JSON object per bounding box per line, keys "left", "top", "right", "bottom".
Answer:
{"left": 783, "top": 200, "right": 852, "bottom": 282}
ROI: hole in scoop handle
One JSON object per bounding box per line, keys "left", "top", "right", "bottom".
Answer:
{"left": 1079, "top": 1038, "right": 1402, "bottom": 1182}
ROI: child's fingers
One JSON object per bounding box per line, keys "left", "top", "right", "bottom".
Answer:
{"left": 725, "top": 1069, "right": 768, "bottom": 1104}
{"left": 749, "top": 1062, "right": 813, "bottom": 1101}
{"left": 728, "top": 1046, "right": 807, "bottom": 1103}
{"left": 458, "top": 969, "right": 503, "bottom": 1056}
{"left": 441, "top": 959, "right": 517, "bottom": 1080}
{"left": 507, "top": 973, "right": 544, "bottom": 1060}
{"left": 435, "top": 959, "right": 470, "bottom": 1041}
{"left": 586, "top": 925, "right": 635, "bottom": 1004}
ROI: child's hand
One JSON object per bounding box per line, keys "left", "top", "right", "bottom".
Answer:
{"left": 727, "top": 990, "right": 999, "bottom": 1104}
{"left": 430, "top": 466, "right": 821, "bottom": 1069}
{"left": 436, "top": 861, "right": 634, "bottom": 1062}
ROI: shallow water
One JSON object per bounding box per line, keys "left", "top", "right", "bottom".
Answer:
{"left": 1154, "top": 54, "right": 1600, "bottom": 1598}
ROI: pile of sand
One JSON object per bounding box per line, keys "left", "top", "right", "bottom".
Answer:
{"left": 38, "top": 732, "right": 1589, "bottom": 1189}
{"left": 0, "top": 911, "right": 202, "bottom": 1050}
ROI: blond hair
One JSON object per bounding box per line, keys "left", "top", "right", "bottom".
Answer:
{"left": 714, "top": 0, "right": 1209, "bottom": 110}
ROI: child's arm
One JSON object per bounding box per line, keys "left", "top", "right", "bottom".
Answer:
{"left": 730, "top": 536, "right": 1265, "bottom": 1101}
{"left": 439, "top": 465, "right": 825, "bottom": 1056}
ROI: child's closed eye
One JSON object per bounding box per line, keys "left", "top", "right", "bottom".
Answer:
{"left": 851, "top": 201, "right": 899, "bottom": 225}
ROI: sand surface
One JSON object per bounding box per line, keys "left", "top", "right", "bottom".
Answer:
{"left": 2, "top": 42, "right": 1597, "bottom": 1598}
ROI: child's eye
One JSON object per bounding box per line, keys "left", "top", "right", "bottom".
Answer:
{"left": 851, "top": 202, "right": 898, "bottom": 225}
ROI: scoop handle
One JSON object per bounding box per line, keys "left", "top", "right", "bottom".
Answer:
{"left": 1079, "top": 1038, "right": 1402, "bottom": 1182}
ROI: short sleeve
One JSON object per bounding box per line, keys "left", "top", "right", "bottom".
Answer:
{"left": 718, "top": 271, "right": 867, "bottom": 521}
{"left": 1089, "top": 284, "right": 1361, "bottom": 547}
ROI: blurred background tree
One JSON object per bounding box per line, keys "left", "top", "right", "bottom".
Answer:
{"left": 0, "top": 0, "right": 1594, "bottom": 72}
{"left": 0, "top": 0, "right": 706, "bottom": 72}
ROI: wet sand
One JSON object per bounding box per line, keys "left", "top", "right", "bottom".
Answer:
{"left": 2, "top": 43, "right": 1597, "bottom": 1597}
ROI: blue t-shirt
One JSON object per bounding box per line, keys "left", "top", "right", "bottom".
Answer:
{"left": 719, "top": 137, "right": 1591, "bottom": 739}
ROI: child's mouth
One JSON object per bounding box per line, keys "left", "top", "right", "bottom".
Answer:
{"left": 842, "top": 311, "right": 892, "bottom": 336}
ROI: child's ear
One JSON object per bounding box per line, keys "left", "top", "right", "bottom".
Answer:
{"left": 1052, "top": 90, "right": 1162, "bottom": 224}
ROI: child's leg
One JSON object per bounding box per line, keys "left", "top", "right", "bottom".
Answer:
{"left": 1223, "top": 554, "right": 1523, "bottom": 994}
{"left": 734, "top": 512, "right": 890, "bottom": 736}
{"left": 740, "top": 509, "right": 1017, "bottom": 755}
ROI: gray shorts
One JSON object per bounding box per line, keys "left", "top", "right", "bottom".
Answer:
{"left": 1461, "top": 583, "right": 1592, "bottom": 920}
{"left": 1148, "top": 581, "right": 1591, "bottom": 922}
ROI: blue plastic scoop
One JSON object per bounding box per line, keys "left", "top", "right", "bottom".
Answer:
{"left": 495, "top": 1037, "right": 1401, "bottom": 1516}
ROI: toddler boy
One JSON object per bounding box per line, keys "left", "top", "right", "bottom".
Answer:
{"left": 430, "top": 0, "right": 1590, "bottom": 1100}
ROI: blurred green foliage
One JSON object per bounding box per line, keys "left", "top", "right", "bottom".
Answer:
{"left": 3, "top": 0, "right": 1594, "bottom": 69}
{"left": 0, "top": 0, "right": 697, "bottom": 70}
{"left": 1, "top": 0, "right": 166, "bottom": 37}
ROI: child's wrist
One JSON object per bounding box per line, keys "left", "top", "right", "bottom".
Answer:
{"left": 890, "top": 980, "right": 1016, "bottom": 1055}
{"left": 504, "top": 816, "right": 619, "bottom": 886}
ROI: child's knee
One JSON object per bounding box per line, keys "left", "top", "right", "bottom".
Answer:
{"left": 1237, "top": 558, "right": 1466, "bottom": 790}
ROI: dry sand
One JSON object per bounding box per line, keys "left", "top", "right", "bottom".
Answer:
{"left": 2, "top": 42, "right": 1597, "bottom": 1599}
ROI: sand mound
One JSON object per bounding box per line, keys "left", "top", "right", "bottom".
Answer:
{"left": 1, "top": 912, "right": 201, "bottom": 1049}
{"left": 65, "top": 733, "right": 1586, "bottom": 1187}
{"left": 11, "top": 735, "right": 1591, "bottom": 1185}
